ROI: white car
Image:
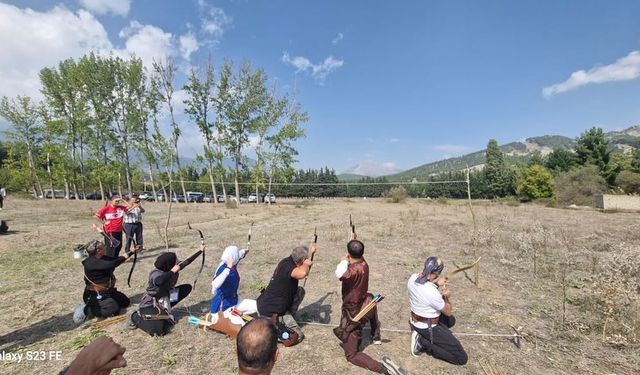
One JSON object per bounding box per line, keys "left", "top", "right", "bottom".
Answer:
{"left": 263, "top": 194, "right": 276, "bottom": 203}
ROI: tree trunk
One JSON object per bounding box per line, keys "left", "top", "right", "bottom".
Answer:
{"left": 234, "top": 158, "right": 240, "bottom": 206}
{"left": 118, "top": 171, "right": 123, "bottom": 197}
{"left": 208, "top": 161, "right": 218, "bottom": 205}
{"left": 148, "top": 164, "right": 158, "bottom": 203}
{"left": 63, "top": 177, "right": 70, "bottom": 200}
{"left": 98, "top": 178, "right": 105, "bottom": 201}
{"left": 46, "top": 153, "right": 55, "bottom": 201}
{"left": 267, "top": 172, "right": 273, "bottom": 206}
{"left": 79, "top": 134, "right": 87, "bottom": 200}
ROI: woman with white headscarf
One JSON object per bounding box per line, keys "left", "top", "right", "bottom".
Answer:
{"left": 210, "top": 245, "right": 257, "bottom": 315}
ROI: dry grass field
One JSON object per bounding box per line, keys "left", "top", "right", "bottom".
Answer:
{"left": 0, "top": 197, "right": 638, "bottom": 374}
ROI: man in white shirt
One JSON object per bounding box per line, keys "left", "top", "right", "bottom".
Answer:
{"left": 407, "top": 256, "right": 467, "bottom": 365}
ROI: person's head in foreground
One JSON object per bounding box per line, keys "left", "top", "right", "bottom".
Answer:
{"left": 237, "top": 318, "right": 279, "bottom": 375}
{"left": 416, "top": 256, "right": 444, "bottom": 284}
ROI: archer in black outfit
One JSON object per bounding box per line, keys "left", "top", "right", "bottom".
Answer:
{"left": 131, "top": 244, "right": 205, "bottom": 336}
{"left": 76, "top": 240, "right": 137, "bottom": 322}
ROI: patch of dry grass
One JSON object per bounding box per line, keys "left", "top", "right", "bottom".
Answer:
{"left": 0, "top": 198, "right": 638, "bottom": 374}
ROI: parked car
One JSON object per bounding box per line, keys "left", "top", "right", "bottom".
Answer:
{"left": 84, "top": 192, "right": 102, "bottom": 200}
{"left": 203, "top": 194, "right": 215, "bottom": 203}
{"left": 248, "top": 193, "right": 264, "bottom": 203}
{"left": 40, "top": 189, "right": 67, "bottom": 199}
{"left": 263, "top": 193, "right": 276, "bottom": 204}
{"left": 240, "top": 196, "right": 249, "bottom": 204}
{"left": 216, "top": 195, "right": 226, "bottom": 202}
{"left": 186, "top": 191, "right": 204, "bottom": 203}
{"left": 172, "top": 194, "right": 186, "bottom": 203}
{"left": 138, "top": 191, "right": 154, "bottom": 201}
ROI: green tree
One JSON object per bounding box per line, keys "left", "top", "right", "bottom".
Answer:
{"left": 575, "top": 127, "right": 612, "bottom": 174}
{"left": 545, "top": 148, "right": 579, "bottom": 174}
{"left": 615, "top": 170, "right": 640, "bottom": 194}
{"left": 630, "top": 148, "right": 640, "bottom": 173}
{"left": 220, "top": 62, "right": 269, "bottom": 204}
{"left": 527, "top": 152, "right": 545, "bottom": 167}
{"left": 516, "top": 165, "right": 555, "bottom": 201}
{"left": 153, "top": 57, "right": 188, "bottom": 203}
{"left": 265, "top": 98, "right": 307, "bottom": 200}
{"left": 484, "top": 139, "right": 509, "bottom": 197}
{"left": 183, "top": 59, "right": 219, "bottom": 203}
{"left": 40, "top": 59, "right": 91, "bottom": 198}
{"left": 0, "top": 96, "right": 44, "bottom": 196}
{"left": 555, "top": 165, "right": 608, "bottom": 206}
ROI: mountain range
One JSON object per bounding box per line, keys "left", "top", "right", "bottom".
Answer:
{"left": 338, "top": 125, "right": 640, "bottom": 182}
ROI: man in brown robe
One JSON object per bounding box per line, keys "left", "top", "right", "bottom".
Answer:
{"left": 333, "top": 234, "right": 405, "bottom": 375}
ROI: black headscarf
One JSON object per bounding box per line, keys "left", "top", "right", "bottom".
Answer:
{"left": 155, "top": 253, "right": 177, "bottom": 272}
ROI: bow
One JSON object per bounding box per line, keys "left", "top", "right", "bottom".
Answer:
{"left": 126, "top": 236, "right": 138, "bottom": 288}
{"left": 350, "top": 215, "right": 356, "bottom": 236}
{"left": 187, "top": 222, "right": 205, "bottom": 289}
{"left": 445, "top": 257, "right": 482, "bottom": 279}
{"left": 302, "top": 226, "right": 318, "bottom": 288}
{"left": 247, "top": 222, "right": 254, "bottom": 251}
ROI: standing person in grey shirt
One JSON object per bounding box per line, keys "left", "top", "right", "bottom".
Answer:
{"left": 123, "top": 195, "right": 144, "bottom": 254}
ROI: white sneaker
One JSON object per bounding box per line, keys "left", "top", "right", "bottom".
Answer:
{"left": 410, "top": 330, "right": 421, "bottom": 357}
{"left": 73, "top": 304, "right": 86, "bottom": 324}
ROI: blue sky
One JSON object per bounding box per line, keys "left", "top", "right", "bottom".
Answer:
{"left": 1, "top": 1, "right": 640, "bottom": 175}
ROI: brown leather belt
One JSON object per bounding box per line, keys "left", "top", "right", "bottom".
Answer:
{"left": 411, "top": 311, "right": 439, "bottom": 325}
{"left": 87, "top": 283, "right": 110, "bottom": 293}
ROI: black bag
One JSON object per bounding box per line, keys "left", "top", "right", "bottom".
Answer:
{"left": 0, "top": 220, "right": 8, "bottom": 234}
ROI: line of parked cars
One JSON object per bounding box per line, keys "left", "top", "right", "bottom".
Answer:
{"left": 37, "top": 189, "right": 276, "bottom": 204}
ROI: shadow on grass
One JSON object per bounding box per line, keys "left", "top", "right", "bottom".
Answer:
{"left": 0, "top": 292, "right": 145, "bottom": 352}
{"left": 297, "top": 292, "right": 335, "bottom": 324}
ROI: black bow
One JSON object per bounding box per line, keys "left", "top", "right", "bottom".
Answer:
{"left": 187, "top": 222, "right": 205, "bottom": 289}
{"left": 127, "top": 236, "right": 138, "bottom": 288}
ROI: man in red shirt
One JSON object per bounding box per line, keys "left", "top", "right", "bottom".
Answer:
{"left": 94, "top": 194, "right": 127, "bottom": 257}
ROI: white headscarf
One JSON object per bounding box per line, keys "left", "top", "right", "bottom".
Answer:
{"left": 220, "top": 245, "right": 241, "bottom": 266}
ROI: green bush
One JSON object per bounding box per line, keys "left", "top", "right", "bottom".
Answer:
{"left": 516, "top": 165, "right": 555, "bottom": 202}
{"left": 384, "top": 185, "right": 408, "bottom": 203}
{"left": 615, "top": 170, "right": 640, "bottom": 194}
{"left": 555, "top": 165, "right": 608, "bottom": 206}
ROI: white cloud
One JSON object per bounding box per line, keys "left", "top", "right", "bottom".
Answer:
{"left": 388, "top": 138, "right": 400, "bottom": 143}
{"left": 179, "top": 33, "right": 199, "bottom": 60}
{"left": 0, "top": 3, "right": 112, "bottom": 99}
{"left": 433, "top": 144, "right": 471, "bottom": 154}
{"left": 332, "top": 32, "right": 343, "bottom": 45}
{"left": 543, "top": 50, "right": 640, "bottom": 98}
{"left": 197, "top": 2, "right": 231, "bottom": 39}
{"left": 282, "top": 52, "right": 344, "bottom": 83}
{"left": 117, "top": 21, "right": 174, "bottom": 66}
{"left": 346, "top": 160, "right": 399, "bottom": 177}
{"left": 79, "top": 0, "right": 131, "bottom": 17}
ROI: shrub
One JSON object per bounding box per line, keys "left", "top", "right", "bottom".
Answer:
{"left": 516, "top": 165, "right": 555, "bottom": 201}
{"left": 615, "top": 170, "right": 640, "bottom": 194}
{"left": 384, "top": 185, "right": 408, "bottom": 203}
{"left": 555, "top": 165, "right": 608, "bottom": 206}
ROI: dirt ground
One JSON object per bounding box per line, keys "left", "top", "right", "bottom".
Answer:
{"left": 0, "top": 197, "right": 638, "bottom": 374}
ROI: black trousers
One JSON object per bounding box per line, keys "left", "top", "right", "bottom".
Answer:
{"left": 104, "top": 231, "right": 123, "bottom": 258}
{"left": 132, "top": 284, "right": 192, "bottom": 336}
{"left": 83, "top": 289, "right": 130, "bottom": 318}
{"left": 411, "top": 315, "right": 468, "bottom": 365}
{"left": 123, "top": 222, "right": 143, "bottom": 254}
